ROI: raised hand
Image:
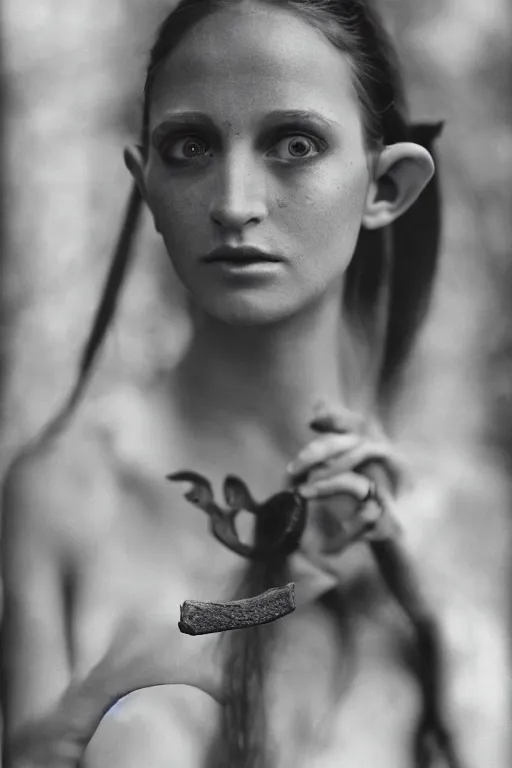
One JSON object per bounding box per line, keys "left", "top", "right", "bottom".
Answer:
{"left": 286, "top": 404, "right": 464, "bottom": 768}
{"left": 286, "top": 403, "right": 404, "bottom": 556}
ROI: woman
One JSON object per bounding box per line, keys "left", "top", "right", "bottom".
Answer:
{"left": 1, "top": 1, "right": 462, "bottom": 767}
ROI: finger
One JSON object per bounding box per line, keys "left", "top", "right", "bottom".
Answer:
{"left": 330, "top": 442, "right": 407, "bottom": 493}
{"left": 298, "top": 471, "right": 371, "bottom": 500}
{"left": 309, "top": 406, "right": 366, "bottom": 435}
{"left": 305, "top": 454, "right": 400, "bottom": 486}
{"left": 287, "top": 433, "right": 361, "bottom": 479}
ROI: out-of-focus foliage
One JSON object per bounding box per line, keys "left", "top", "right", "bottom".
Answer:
{"left": 1, "top": 1, "right": 510, "bottom": 766}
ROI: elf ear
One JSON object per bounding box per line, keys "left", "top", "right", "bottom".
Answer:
{"left": 123, "top": 145, "right": 147, "bottom": 200}
{"left": 362, "top": 143, "right": 435, "bottom": 230}
{"left": 123, "top": 144, "right": 163, "bottom": 233}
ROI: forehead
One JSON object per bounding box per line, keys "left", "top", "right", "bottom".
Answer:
{"left": 148, "top": 4, "right": 363, "bottom": 133}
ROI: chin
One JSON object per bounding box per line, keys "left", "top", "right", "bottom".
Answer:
{"left": 198, "top": 291, "right": 299, "bottom": 327}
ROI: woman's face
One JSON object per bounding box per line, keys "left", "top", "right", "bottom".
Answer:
{"left": 140, "top": 3, "right": 372, "bottom": 325}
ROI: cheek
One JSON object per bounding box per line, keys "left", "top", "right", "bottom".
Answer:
{"left": 148, "top": 184, "right": 204, "bottom": 236}
{"left": 278, "top": 159, "right": 369, "bottom": 264}
{"left": 145, "top": 176, "right": 212, "bottom": 280}
{"left": 144, "top": 153, "right": 369, "bottom": 284}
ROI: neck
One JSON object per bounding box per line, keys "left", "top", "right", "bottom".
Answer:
{"left": 174, "top": 287, "right": 367, "bottom": 457}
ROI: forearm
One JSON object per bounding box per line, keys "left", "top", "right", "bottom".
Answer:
{"left": 4, "top": 669, "right": 117, "bottom": 768}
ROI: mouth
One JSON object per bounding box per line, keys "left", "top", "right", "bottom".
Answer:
{"left": 202, "top": 246, "right": 284, "bottom": 266}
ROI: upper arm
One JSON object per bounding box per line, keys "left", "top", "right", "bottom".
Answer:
{"left": 0, "top": 452, "right": 74, "bottom": 743}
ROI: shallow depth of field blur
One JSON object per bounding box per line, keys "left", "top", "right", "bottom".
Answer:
{"left": 1, "top": 0, "right": 511, "bottom": 766}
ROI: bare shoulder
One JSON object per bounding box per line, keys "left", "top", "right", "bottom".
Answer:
{"left": 1, "top": 417, "right": 120, "bottom": 565}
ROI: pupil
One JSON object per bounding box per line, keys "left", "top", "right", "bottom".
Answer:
{"left": 184, "top": 140, "right": 203, "bottom": 157}
{"left": 289, "top": 138, "right": 309, "bottom": 156}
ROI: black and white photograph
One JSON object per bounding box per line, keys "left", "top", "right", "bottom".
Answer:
{"left": 1, "top": 1, "right": 510, "bottom": 766}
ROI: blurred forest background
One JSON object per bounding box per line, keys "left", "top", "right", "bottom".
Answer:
{"left": 1, "top": 0, "right": 511, "bottom": 765}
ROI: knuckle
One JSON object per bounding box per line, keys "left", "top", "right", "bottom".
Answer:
{"left": 296, "top": 445, "right": 319, "bottom": 465}
{"left": 322, "top": 433, "right": 347, "bottom": 453}
{"left": 299, "top": 435, "right": 339, "bottom": 462}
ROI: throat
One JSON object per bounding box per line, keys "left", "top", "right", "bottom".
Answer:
{"left": 178, "top": 334, "right": 343, "bottom": 451}
{"left": 173, "top": 300, "right": 367, "bottom": 463}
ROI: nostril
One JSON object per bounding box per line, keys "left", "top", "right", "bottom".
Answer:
{"left": 209, "top": 190, "right": 268, "bottom": 230}
{"left": 210, "top": 210, "right": 264, "bottom": 230}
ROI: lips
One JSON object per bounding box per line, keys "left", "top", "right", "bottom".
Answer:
{"left": 202, "top": 246, "right": 283, "bottom": 264}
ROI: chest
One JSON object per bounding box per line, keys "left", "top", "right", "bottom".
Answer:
{"left": 71, "top": 474, "right": 420, "bottom": 768}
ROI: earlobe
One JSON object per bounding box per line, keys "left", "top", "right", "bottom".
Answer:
{"left": 123, "top": 145, "right": 148, "bottom": 201}
{"left": 362, "top": 143, "right": 435, "bottom": 230}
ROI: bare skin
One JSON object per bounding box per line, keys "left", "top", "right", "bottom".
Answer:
{"left": 1, "top": 4, "right": 435, "bottom": 767}
{"left": 2, "top": 394, "right": 418, "bottom": 768}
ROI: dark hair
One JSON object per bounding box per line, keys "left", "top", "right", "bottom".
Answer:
{"left": 38, "top": 2, "right": 457, "bottom": 767}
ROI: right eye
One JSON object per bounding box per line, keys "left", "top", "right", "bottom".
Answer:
{"left": 161, "top": 136, "right": 213, "bottom": 163}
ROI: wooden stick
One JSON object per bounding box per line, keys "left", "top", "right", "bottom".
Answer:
{"left": 179, "top": 583, "right": 296, "bottom": 636}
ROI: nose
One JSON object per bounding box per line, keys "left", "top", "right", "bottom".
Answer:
{"left": 209, "top": 150, "right": 268, "bottom": 231}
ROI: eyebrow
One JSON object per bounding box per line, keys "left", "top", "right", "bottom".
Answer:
{"left": 259, "top": 110, "right": 339, "bottom": 130}
{"left": 151, "top": 112, "right": 217, "bottom": 146}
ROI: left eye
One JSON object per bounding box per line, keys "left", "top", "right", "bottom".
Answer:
{"left": 267, "top": 135, "right": 325, "bottom": 160}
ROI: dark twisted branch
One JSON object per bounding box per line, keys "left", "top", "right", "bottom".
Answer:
{"left": 179, "top": 583, "right": 296, "bottom": 636}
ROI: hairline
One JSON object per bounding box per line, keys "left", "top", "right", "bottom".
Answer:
{"left": 141, "top": 0, "right": 383, "bottom": 153}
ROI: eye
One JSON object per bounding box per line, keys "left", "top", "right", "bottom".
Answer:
{"left": 161, "top": 136, "right": 213, "bottom": 163}
{"left": 267, "top": 135, "right": 326, "bottom": 161}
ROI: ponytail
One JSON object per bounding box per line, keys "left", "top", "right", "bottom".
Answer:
{"left": 345, "top": 121, "right": 445, "bottom": 409}
{"left": 35, "top": 180, "right": 144, "bottom": 445}
{"left": 380, "top": 122, "right": 445, "bottom": 398}
{"left": 205, "top": 509, "right": 293, "bottom": 768}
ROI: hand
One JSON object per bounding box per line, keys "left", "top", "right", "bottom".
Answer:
{"left": 286, "top": 403, "right": 406, "bottom": 558}
{"left": 287, "top": 407, "right": 463, "bottom": 768}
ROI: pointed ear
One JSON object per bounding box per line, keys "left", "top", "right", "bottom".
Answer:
{"left": 123, "top": 145, "right": 147, "bottom": 201}
{"left": 362, "top": 143, "right": 435, "bottom": 230}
